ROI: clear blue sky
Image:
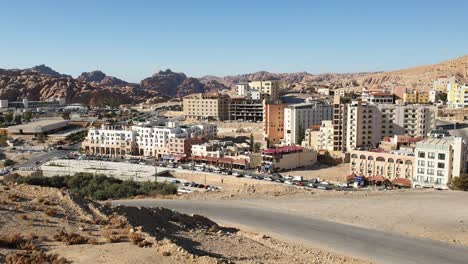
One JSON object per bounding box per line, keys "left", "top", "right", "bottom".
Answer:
{"left": 1, "top": 0, "right": 467, "bottom": 82}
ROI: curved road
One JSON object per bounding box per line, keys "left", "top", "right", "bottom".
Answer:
{"left": 113, "top": 199, "right": 468, "bottom": 264}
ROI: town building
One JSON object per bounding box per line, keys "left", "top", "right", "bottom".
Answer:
{"left": 361, "top": 89, "right": 394, "bottom": 104}
{"left": 349, "top": 149, "right": 415, "bottom": 180}
{"left": 261, "top": 146, "right": 317, "bottom": 172}
{"left": 183, "top": 93, "right": 230, "bottom": 121}
{"left": 190, "top": 140, "right": 257, "bottom": 169}
{"left": 317, "top": 88, "right": 331, "bottom": 96}
{"left": 403, "top": 90, "right": 429, "bottom": 104}
{"left": 429, "top": 90, "right": 439, "bottom": 103}
{"left": 433, "top": 76, "right": 458, "bottom": 92}
{"left": 317, "top": 120, "right": 334, "bottom": 152}
{"left": 7, "top": 118, "right": 70, "bottom": 135}
{"left": 343, "top": 101, "right": 437, "bottom": 151}
{"left": 263, "top": 102, "right": 285, "bottom": 145}
{"left": 414, "top": 137, "right": 468, "bottom": 189}
{"left": 392, "top": 86, "right": 407, "bottom": 100}
{"left": 332, "top": 96, "right": 348, "bottom": 152}
{"left": 283, "top": 100, "right": 333, "bottom": 145}
{"left": 236, "top": 80, "right": 280, "bottom": 101}
{"left": 227, "top": 98, "right": 263, "bottom": 122}
{"left": 0, "top": 98, "right": 66, "bottom": 110}
{"left": 301, "top": 125, "right": 320, "bottom": 150}
{"left": 447, "top": 83, "right": 468, "bottom": 109}
{"left": 82, "top": 120, "right": 217, "bottom": 160}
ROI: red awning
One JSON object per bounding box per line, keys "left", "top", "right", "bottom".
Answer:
{"left": 368, "top": 175, "right": 386, "bottom": 182}
{"left": 392, "top": 178, "right": 412, "bottom": 187}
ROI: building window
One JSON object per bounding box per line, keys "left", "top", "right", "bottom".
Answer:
{"left": 418, "top": 152, "right": 425, "bottom": 158}
{"left": 437, "top": 163, "right": 445, "bottom": 169}
{"left": 428, "top": 152, "right": 435, "bottom": 159}
{"left": 428, "top": 161, "right": 434, "bottom": 167}
{"left": 438, "top": 153, "right": 446, "bottom": 160}
{"left": 417, "top": 160, "right": 425, "bottom": 166}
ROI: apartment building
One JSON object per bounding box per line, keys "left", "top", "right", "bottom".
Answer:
{"left": 263, "top": 102, "right": 285, "bottom": 145}
{"left": 82, "top": 120, "right": 217, "bottom": 159}
{"left": 433, "top": 76, "right": 458, "bottom": 92}
{"left": 302, "top": 126, "right": 320, "bottom": 150}
{"left": 403, "top": 90, "right": 429, "bottom": 104}
{"left": 228, "top": 98, "right": 263, "bottom": 122}
{"left": 350, "top": 149, "right": 415, "bottom": 180}
{"left": 332, "top": 96, "right": 347, "bottom": 152}
{"left": 0, "top": 98, "right": 66, "bottom": 109}
{"left": 317, "top": 120, "right": 334, "bottom": 152}
{"left": 447, "top": 83, "right": 468, "bottom": 109}
{"left": 247, "top": 80, "right": 280, "bottom": 101}
{"left": 317, "top": 88, "right": 331, "bottom": 96}
{"left": 414, "top": 137, "right": 468, "bottom": 189}
{"left": 345, "top": 102, "right": 436, "bottom": 151}
{"left": 283, "top": 100, "right": 333, "bottom": 145}
{"left": 183, "top": 93, "right": 229, "bottom": 121}
{"left": 429, "top": 90, "right": 439, "bottom": 103}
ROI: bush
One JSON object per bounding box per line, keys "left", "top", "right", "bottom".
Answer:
{"left": 3, "top": 159, "right": 14, "bottom": 167}
{"left": 53, "top": 230, "right": 88, "bottom": 245}
{"left": 450, "top": 177, "right": 468, "bottom": 191}
{"left": 13, "top": 173, "right": 177, "bottom": 200}
{"left": 6, "top": 249, "right": 67, "bottom": 264}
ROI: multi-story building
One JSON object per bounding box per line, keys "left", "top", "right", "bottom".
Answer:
{"left": 447, "top": 83, "right": 468, "bottom": 109}
{"left": 350, "top": 149, "right": 415, "bottom": 180}
{"left": 82, "top": 120, "right": 217, "bottom": 160}
{"left": 301, "top": 125, "right": 320, "bottom": 150}
{"left": 429, "top": 90, "right": 439, "bottom": 103}
{"left": 392, "top": 86, "right": 407, "bottom": 100}
{"left": 283, "top": 100, "right": 333, "bottom": 145}
{"left": 317, "top": 88, "right": 331, "bottom": 96}
{"left": 332, "top": 96, "right": 348, "bottom": 152}
{"left": 361, "top": 89, "right": 394, "bottom": 104}
{"left": 345, "top": 102, "right": 436, "bottom": 151}
{"left": 228, "top": 98, "right": 263, "bottom": 122}
{"left": 403, "top": 90, "right": 429, "bottom": 104}
{"left": 183, "top": 93, "right": 230, "bottom": 121}
{"left": 248, "top": 80, "right": 280, "bottom": 101}
{"left": 261, "top": 146, "right": 317, "bottom": 172}
{"left": 317, "top": 120, "right": 334, "bottom": 152}
{"left": 433, "top": 76, "right": 458, "bottom": 92}
{"left": 263, "top": 102, "right": 285, "bottom": 145}
{"left": 414, "top": 137, "right": 468, "bottom": 189}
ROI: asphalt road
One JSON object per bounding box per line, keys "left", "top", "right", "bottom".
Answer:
{"left": 113, "top": 199, "right": 468, "bottom": 264}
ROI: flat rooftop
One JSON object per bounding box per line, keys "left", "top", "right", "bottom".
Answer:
{"left": 8, "top": 118, "right": 69, "bottom": 133}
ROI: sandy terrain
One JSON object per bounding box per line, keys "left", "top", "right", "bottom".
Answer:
{"left": 287, "top": 163, "right": 349, "bottom": 183}
{"left": 0, "top": 181, "right": 370, "bottom": 264}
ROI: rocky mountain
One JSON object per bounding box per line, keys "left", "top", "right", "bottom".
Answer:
{"left": 201, "top": 55, "right": 468, "bottom": 92}
{"left": 22, "top": 64, "right": 71, "bottom": 78}
{"left": 0, "top": 55, "right": 466, "bottom": 106}
{"left": 77, "top": 70, "right": 129, "bottom": 86}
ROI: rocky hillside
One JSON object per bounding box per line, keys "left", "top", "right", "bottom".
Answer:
{"left": 201, "top": 55, "right": 468, "bottom": 91}
{"left": 77, "top": 70, "right": 129, "bottom": 87}
{"left": 1, "top": 55, "right": 466, "bottom": 106}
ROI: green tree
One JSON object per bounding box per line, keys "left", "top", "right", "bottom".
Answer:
{"left": 23, "top": 111, "right": 32, "bottom": 122}
{"left": 436, "top": 92, "right": 447, "bottom": 103}
{"left": 14, "top": 114, "right": 22, "bottom": 124}
{"left": 3, "top": 159, "right": 14, "bottom": 167}
{"left": 61, "top": 111, "right": 71, "bottom": 120}
{"left": 4, "top": 112, "right": 13, "bottom": 123}
{"left": 249, "top": 133, "right": 254, "bottom": 152}
{"left": 450, "top": 177, "right": 468, "bottom": 191}
{"left": 253, "top": 142, "right": 262, "bottom": 153}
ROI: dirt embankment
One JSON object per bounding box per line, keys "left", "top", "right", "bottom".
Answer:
{"left": 0, "top": 181, "right": 371, "bottom": 264}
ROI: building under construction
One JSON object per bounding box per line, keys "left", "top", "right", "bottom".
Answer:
{"left": 228, "top": 98, "right": 263, "bottom": 122}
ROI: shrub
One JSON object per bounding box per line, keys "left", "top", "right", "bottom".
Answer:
{"left": 450, "top": 177, "right": 468, "bottom": 191}
{"left": 6, "top": 249, "right": 67, "bottom": 264}
{"left": 3, "top": 159, "right": 14, "bottom": 167}
{"left": 13, "top": 174, "right": 177, "bottom": 200}
{"left": 53, "top": 230, "right": 88, "bottom": 245}
{"left": 0, "top": 233, "right": 25, "bottom": 248}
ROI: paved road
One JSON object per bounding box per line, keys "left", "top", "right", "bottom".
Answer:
{"left": 113, "top": 199, "right": 468, "bottom": 264}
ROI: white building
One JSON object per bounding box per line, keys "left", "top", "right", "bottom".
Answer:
{"left": 82, "top": 120, "right": 217, "bottom": 158}
{"left": 345, "top": 102, "right": 437, "bottom": 151}
{"left": 317, "top": 88, "right": 331, "bottom": 96}
{"left": 235, "top": 81, "right": 280, "bottom": 101}
{"left": 317, "top": 120, "right": 334, "bottom": 151}
{"left": 414, "top": 137, "right": 468, "bottom": 189}
{"left": 429, "top": 90, "right": 439, "bottom": 103}
{"left": 283, "top": 100, "right": 333, "bottom": 145}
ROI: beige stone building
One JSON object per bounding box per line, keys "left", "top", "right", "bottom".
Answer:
{"left": 248, "top": 80, "right": 280, "bottom": 101}
{"left": 183, "top": 93, "right": 230, "bottom": 121}
{"left": 350, "top": 149, "right": 415, "bottom": 180}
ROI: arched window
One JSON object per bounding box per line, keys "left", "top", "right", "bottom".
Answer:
{"left": 405, "top": 160, "right": 413, "bottom": 165}
{"left": 368, "top": 156, "right": 374, "bottom": 160}
{"left": 376, "top": 157, "right": 385, "bottom": 162}
{"left": 360, "top": 155, "right": 366, "bottom": 160}
{"left": 351, "top": 154, "right": 358, "bottom": 159}
{"left": 388, "top": 158, "right": 394, "bottom": 163}
{"left": 396, "top": 159, "right": 403, "bottom": 164}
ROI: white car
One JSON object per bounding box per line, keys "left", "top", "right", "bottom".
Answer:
{"left": 284, "top": 180, "right": 294, "bottom": 185}
{"left": 232, "top": 172, "right": 240, "bottom": 176}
